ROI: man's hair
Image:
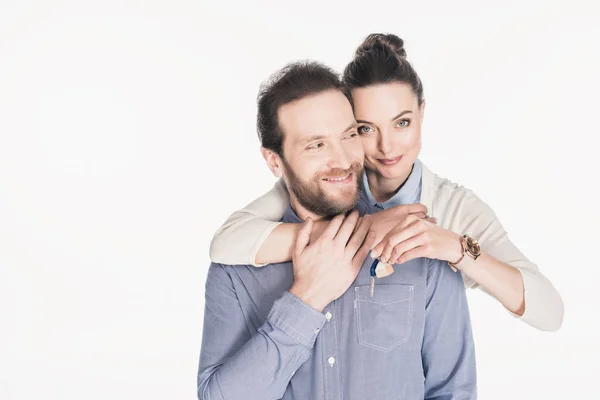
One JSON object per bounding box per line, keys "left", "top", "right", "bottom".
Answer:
{"left": 257, "top": 61, "right": 351, "bottom": 157}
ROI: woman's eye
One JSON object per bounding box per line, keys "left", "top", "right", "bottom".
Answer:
{"left": 358, "top": 126, "right": 374, "bottom": 134}
{"left": 396, "top": 119, "right": 411, "bottom": 128}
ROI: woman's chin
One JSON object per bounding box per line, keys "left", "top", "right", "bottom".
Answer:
{"left": 376, "top": 165, "right": 408, "bottom": 181}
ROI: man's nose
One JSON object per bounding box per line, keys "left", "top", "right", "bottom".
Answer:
{"left": 327, "top": 143, "right": 352, "bottom": 170}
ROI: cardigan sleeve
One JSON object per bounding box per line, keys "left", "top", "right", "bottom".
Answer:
{"left": 452, "top": 189, "right": 564, "bottom": 331}
{"left": 209, "top": 179, "right": 290, "bottom": 266}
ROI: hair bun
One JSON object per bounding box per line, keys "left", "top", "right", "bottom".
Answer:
{"left": 355, "top": 33, "right": 406, "bottom": 59}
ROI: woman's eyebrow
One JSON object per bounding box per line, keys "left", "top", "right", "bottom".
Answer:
{"left": 356, "top": 110, "right": 413, "bottom": 125}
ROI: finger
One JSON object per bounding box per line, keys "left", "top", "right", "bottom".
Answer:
{"left": 371, "top": 217, "right": 421, "bottom": 260}
{"left": 426, "top": 217, "right": 437, "bottom": 224}
{"left": 398, "top": 203, "right": 427, "bottom": 215}
{"left": 352, "top": 230, "right": 377, "bottom": 269}
{"left": 395, "top": 245, "right": 430, "bottom": 264}
{"left": 346, "top": 214, "right": 372, "bottom": 256}
{"left": 293, "top": 218, "right": 313, "bottom": 258}
{"left": 333, "top": 210, "right": 359, "bottom": 245}
{"left": 412, "top": 212, "right": 427, "bottom": 220}
{"left": 379, "top": 219, "right": 424, "bottom": 263}
{"left": 351, "top": 215, "right": 365, "bottom": 235}
{"left": 369, "top": 213, "right": 419, "bottom": 259}
{"left": 319, "top": 213, "right": 346, "bottom": 242}
{"left": 389, "top": 232, "right": 428, "bottom": 264}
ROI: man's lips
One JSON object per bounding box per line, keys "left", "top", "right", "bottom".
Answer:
{"left": 378, "top": 156, "right": 403, "bottom": 166}
{"left": 322, "top": 173, "right": 353, "bottom": 183}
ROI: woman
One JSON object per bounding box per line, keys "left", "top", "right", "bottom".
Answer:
{"left": 209, "top": 33, "right": 563, "bottom": 331}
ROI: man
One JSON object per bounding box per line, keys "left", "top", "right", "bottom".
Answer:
{"left": 197, "top": 61, "right": 476, "bottom": 399}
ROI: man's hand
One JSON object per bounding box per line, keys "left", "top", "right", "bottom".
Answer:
{"left": 290, "top": 211, "right": 375, "bottom": 312}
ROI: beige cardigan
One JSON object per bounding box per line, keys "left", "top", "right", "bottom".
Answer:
{"left": 210, "top": 162, "right": 563, "bottom": 331}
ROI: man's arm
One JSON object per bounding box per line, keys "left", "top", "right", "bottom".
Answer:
{"left": 197, "top": 262, "right": 326, "bottom": 400}
{"left": 422, "top": 259, "right": 477, "bottom": 400}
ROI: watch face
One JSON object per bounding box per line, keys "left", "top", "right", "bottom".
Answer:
{"left": 464, "top": 235, "right": 481, "bottom": 256}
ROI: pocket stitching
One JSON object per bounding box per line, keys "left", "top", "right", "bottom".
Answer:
{"left": 356, "top": 298, "right": 411, "bottom": 306}
{"left": 355, "top": 285, "right": 414, "bottom": 352}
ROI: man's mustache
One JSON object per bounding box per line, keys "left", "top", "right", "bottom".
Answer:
{"left": 317, "top": 163, "right": 363, "bottom": 180}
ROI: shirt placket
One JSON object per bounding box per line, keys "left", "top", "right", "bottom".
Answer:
{"left": 321, "top": 299, "right": 342, "bottom": 400}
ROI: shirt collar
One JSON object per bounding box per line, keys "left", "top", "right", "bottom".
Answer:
{"left": 360, "top": 159, "right": 423, "bottom": 210}
{"left": 282, "top": 204, "right": 304, "bottom": 224}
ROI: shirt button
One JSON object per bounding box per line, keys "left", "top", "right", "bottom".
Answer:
{"left": 325, "top": 312, "right": 332, "bottom": 321}
{"left": 328, "top": 356, "right": 336, "bottom": 366}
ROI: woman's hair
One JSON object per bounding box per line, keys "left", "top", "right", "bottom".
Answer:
{"left": 342, "top": 33, "right": 424, "bottom": 104}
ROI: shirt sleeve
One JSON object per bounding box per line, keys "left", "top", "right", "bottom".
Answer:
{"left": 209, "top": 179, "right": 289, "bottom": 267}
{"left": 422, "top": 259, "right": 477, "bottom": 400}
{"left": 456, "top": 190, "right": 564, "bottom": 331}
{"left": 197, "top": 263, "right": 326, "bottom": 400}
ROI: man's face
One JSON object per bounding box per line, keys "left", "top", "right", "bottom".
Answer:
{"left": 276, "top": 89, "right": 364, "bottom": 219}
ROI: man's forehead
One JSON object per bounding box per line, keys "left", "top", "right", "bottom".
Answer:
{"left": 278, "top": 90, "right": 355, "bottom": 142}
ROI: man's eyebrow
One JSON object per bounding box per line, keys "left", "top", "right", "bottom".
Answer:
{"left": 342, "top": 121, "right": 358, "bottom": 133}
{"left": 300, "top": 134, "right": 327, "bottom": 145}
{"left": 299, "top": 123, "right": 357, "bottom": 145}
{"left": 356, "top": 110, "right": 413, "bottom": 125}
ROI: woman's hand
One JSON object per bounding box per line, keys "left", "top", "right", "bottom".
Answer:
{"left": 371, "top": 214, "right": 463, "bottom": 265}
{"left": 369, "top": 203, "right": 435, "bottom": 246}
{"left": 308, "top": 203, "right": 436, "bottom": 252}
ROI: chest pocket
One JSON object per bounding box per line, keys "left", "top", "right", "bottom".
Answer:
{"left": 354, "top": 284, "right": 414, "bottom": 352}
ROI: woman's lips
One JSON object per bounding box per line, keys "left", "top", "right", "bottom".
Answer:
{"left": 378, "top": 156, "right": 403, "bottom": 166}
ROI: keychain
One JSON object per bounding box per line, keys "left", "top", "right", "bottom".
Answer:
{"left": 369, "top": 259, "right": 394, "bottom": 297}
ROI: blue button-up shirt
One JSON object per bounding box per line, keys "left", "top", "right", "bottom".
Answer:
{"left": 197, "top": 162, "right": 476, "bottom": 400}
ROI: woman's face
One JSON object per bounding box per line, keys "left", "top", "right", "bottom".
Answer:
{"left": 351, "top": 82, "right": 424, "bottom": 182}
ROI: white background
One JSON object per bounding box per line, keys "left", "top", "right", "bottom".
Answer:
{"left": 1, "top": 1, "right": 599, "bottom": 399}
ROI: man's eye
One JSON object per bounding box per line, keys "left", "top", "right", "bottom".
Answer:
{"left": 307, "top": 142, "right": 324, "bottom": 150}
{"left": 344, "top": 132, "right": 359, "bottom": 139}
{"left": 396, "top": 119, "right": 411, "bottom": 128}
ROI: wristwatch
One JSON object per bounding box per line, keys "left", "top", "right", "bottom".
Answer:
{"left": 448, "top": 234, "right": 481, "bottom": 271}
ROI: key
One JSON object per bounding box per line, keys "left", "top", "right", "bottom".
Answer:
{"left": 370, "top": 276, "right": 375, "bottom": 297}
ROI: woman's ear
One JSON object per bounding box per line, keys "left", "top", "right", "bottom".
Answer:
{"left": 419, "top": 100, "right": 426, "bottom": 123}
{"left": 260, "top": 147, "right": 283, "bottom": 178}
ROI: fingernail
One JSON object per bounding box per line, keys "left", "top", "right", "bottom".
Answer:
{"left": 370, "top": 249, "right": 379, "bottom": 258}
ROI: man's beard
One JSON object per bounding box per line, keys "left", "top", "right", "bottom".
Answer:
{"left": 282, "top": 159, "right": 363, "bottom": 219}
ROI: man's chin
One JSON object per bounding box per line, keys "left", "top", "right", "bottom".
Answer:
{"left": 321, "top": 191, "right": 358, "bottom": 213}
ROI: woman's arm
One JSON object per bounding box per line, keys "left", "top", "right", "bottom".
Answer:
{"left": 210, "top": 179, "right": 329, "bottom": 266}
{"left": 372, "top": 191, "right": 563, "bottom": 331}
{"left": 210, "top": 179, "right": 432, "bottom": 266}
{"left": 454, "top": 191, "right": 563, "bottom": 331}
{"left": 209, "top": 179, "right": 291, "bottom": 266}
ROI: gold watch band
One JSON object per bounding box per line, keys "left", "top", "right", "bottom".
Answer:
{"left": 448, "top": 236, "right": 467, "bottom": 272}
